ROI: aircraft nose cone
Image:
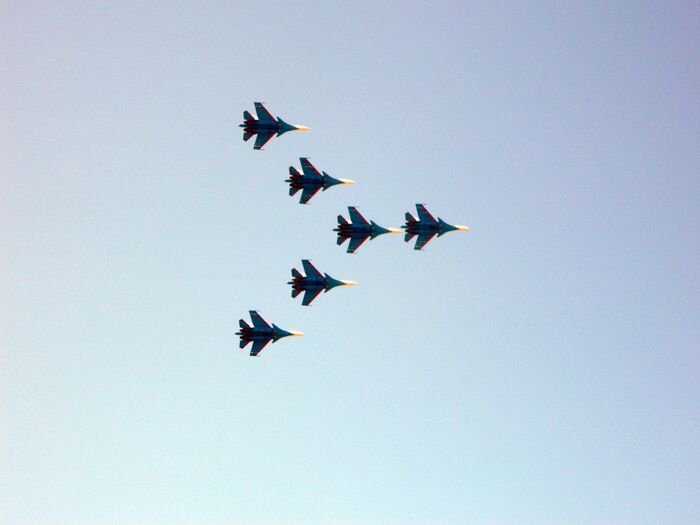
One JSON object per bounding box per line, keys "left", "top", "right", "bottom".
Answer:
{"left": 290, "top": 331, "right": 304, "bottom": 336}
{"left": 341, "top": 280, "right": 358, "bottom": 286}
{"left": 294, "top": 125, "right": 310, "bottom": 131}
{"left": 455, "top": 225, "right": 471, "bottom": 231}
{"left": 386, "top": 228, "right": 402, "bottom": 234}
{"left": 340, "top": 179, "right": 355, "bottom": 185}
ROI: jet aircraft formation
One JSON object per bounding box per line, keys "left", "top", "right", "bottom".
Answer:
{"left": 237, "top": 102, "right": 470, "bottom": 356}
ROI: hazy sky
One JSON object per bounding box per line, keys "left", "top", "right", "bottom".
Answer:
{"left": 2, "top": 2, "right": 699, "bottom": 524}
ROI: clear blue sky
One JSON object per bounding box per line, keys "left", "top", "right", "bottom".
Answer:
{"left": 2, "top": 2, "right": 699, "bottom": 524}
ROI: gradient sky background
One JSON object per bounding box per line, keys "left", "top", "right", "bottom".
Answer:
{"left": 2, "top": 2, "right": 699, "bottom": 524}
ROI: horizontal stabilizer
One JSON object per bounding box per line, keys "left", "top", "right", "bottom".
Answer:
{"left": 337, "top": 236, "right": 348, "bottom": 246}
{"left": 239, "top": 339, "right": 250, "bottom": 349}
{"left": 337, "top": 215, "right": 348, "bottom": 225}
{"left": 243, "top": 131, "right": 253, "bottom": 142}
{"left": 289, "top": 166, "right": 301, "bottom": 176}
{"left": 291, "top": 288, "right": 302, "bottom": 298}
{"left": 404, "top": 232, "right": 416, "bottom": 242}
{"left": 289, "top": 186, "right": 300, "bottom": 196}
{"left": 239, "top": 319, "right": 250, "bottom": 329}
{"left": 405, "top": 212, "right": 416, "bottom": 222}
{"left": 243, "top": 110, "right": 254, "bottom": 121}
{"left": 292, "top": 268, "right": 302, "bottom": 278}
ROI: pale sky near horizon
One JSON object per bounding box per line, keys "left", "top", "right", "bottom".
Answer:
{"left": 2, "top": 2, "right": 699, "bottom": 524}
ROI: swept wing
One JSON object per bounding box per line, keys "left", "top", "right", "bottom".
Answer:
{"left": 254, "top": 102, "right": 276, "bottom": 123}
{"left": 347, "top": 236, "right": 368, "bottom": 254}
{"left": 301, "top": 288, "right": 323, "bottom": 306}
{"left": 254, "top": 132, "right": 275, "bottom": 150}
{"left": 416, "top": 204, "right": 438, "bottom": 224}
{"left": 300, "top": 158, "right": 322, "bottom": 178}
{"left": 301, "top": 260, "right": 323, "bottom": 278}
{"left": 250, "top": 339, "right": 271, "bottom": 356}
{"left": 414, "top": 233, "right": 436, "bottom": 251}
{"left": 299, "top": 186, "right": 321, "bottom": 204}
{"left": 250, "top": 311, "right": 271, "bottom": 329}
{"left": 348, "top": 207, "right": 369, "bottom": 225}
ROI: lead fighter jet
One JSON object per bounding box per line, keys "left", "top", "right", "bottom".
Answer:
{"left": 288, "top": 259, "right": 357, "bottom": 306}
{"left": 287, "top": 158, "right": 354, "bottom": 204}
{"left": 334, "top": 206, "right": 401, "bottom": 254}
{"left": 402, "top": 204, "right": 470, "bottom": 250}
{"left": 240, "top": 102, "right": 309, "bottom": 150}
{"left": 236, "top": 310, "right": 304, "bottom": 356}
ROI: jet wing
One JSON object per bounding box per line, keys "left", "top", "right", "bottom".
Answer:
{"left": 300, "top": 158, "right": 322, "bottom": 178}
{"left": 414, "top": 233, "right": 436, "bottom": 251}
{"left": 348, "top": 206, "right": 369, "bottom": 225}
{"left": 299, "top": 186, "right": 321, "bottom": 204}
{"left": 301, "top": 260, "right": 323, "bottom": 278}
{"left": 254, "top": 102, "right": 276, "bottom": 123}
{"left": 416, "top": 204, "right": 438, "bottom": 224}
{"left": 250, "top": 339, "right": 271, "bottom": 356}
{"left": 253, "top": 131, "right": 275, "bottom": 150}
{"left": 301, "top": 287, "right": 323, "bottom": 306}
{"left": 250, "top": 311, "right": 271, "bottom": 329}
{"left": 347, "top": 236, "right": 368, "bottom": 254}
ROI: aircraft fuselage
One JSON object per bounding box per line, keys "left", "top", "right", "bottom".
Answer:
{"left": 334, "top": 224, "right": 373, "bottom": 238}
{"left": 404, "top": 222, "right": 441, "bottom": 234}
{"left": 289, "top": 275, "right": 326, "bottom": 289}
{"left": 287, "top": 176, "right": 322, "bottom": 189}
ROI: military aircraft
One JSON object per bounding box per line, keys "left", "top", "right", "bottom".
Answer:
{"left": 288, "top": 259, "right": 357, "bottom": 306}
{"left": 240, "top": 102, "right": 309, "bottom": 150}
{"left": 287, "top": 158, "right": 354, "bottom": 204}
{"left": 402, "top": 204, "right": 470, "bottom": 250}
{"left": 236, "top": 310, "right": 304, "bottom": 356}
{"left": 334, "top": 206, "right": 401, "bottom": 254}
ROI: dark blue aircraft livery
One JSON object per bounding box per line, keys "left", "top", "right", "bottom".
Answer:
{"left": 236, "top": 310, "right": 304, "bottom": 356}
{"left": 288, "top": 259, "right": 357, "bottom": 306}
{"left": 402, "top": 204, "right": 470, "bottom": 250}
{"left": 287, "top": 158, "right": 354, "bottom": 204}
{"left": 240, "top": 102, "right": 309, "bottom": 150}
{"left": 334, "top": 206, "right": 401, "bottom": 254}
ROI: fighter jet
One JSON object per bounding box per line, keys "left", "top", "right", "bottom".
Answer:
{"left": 287, "top": 158, "right": 354, "bottom": 204}
{"left": 334, "top": 206, "right": 401, "bottom": 254}
{"left": 236, "top": 310, "right": 304, "bottom": 356}
{"left": 402, "top": 204, "right": 470, "bottom": 250}
{"left": 240, "top": 102, "right": 309, "bottom": 150}
{"left": 288, "top": 259, "right": 357, "bottom": 306}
